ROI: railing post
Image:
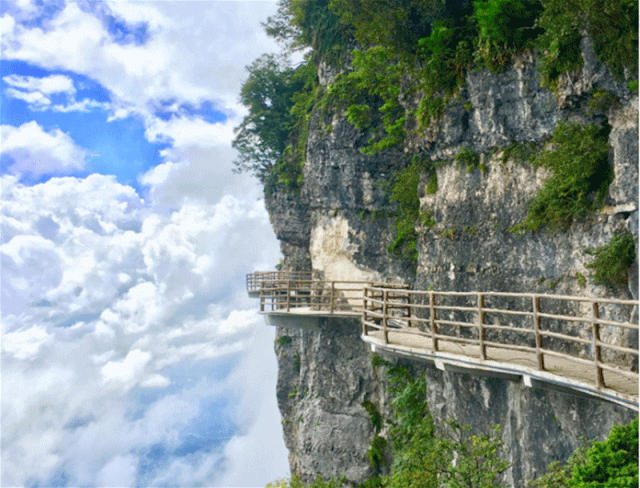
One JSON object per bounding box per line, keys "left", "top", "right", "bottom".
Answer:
{"left": 363, "top": 287, "right": 369, "bottom": 336}
{"left": 532, "top": 295, "right": 545, "bottom": 371}
{"left": 430, "top": 291, "right": 438, "bottom": 352}
{"left": 260, "top": 282, "right": 265, "bottom": 312}
{"left": 286, "top": 280, "right": 291, "bottom": 312}
{"left": 478, "top": 292, "right": 486, "bottom": 360}
{"left": 383, "top": 289, "right": 389, "bottom": 344}
{"left": 592, "top": 301, "right": 605, "bottom": 389}
{"left": 330, "top": 281, "right": 335, "bottom": 314}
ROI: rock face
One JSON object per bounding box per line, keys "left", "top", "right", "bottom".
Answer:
{"left": 264, "top": 39, "right": 638, "bottom": 486}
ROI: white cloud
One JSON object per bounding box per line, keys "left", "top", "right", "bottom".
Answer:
{"left": 101, "top": 348, "right": 152, "bottom": 385}
{"left": 1, "top": 2, "right": 290, "bottom": 486}
{"left": 1, "top": 121, "right": 90, "bottom": 176}
{"left": 5, "top": 86, "right": 51, "bottom": 107}
{"left": 96, "top": 454, "right": 138, "bottom": 488}
{"left": 1, "top": 173, "right": 284, "bottom": 487}
{"left": 3, "top": 73, "right": 76, "bottom": 95}
{"left": 2, "top": 325, "right": 53, "bottom": 360}
{"left": 1, "top": 1, "right": 280, "bottom": 149}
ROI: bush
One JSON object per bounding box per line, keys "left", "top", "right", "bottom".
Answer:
{"left": 537, "top": 0, "right": 638, "bottom": 90}
{"left": 524, "top": 122, "right": 612, "bottom": 232}
{"left": 473, "top": 0, "right": 543, "bottom": 71}
{"left": 275, "top": 335, "right": 293, "bottom": 347}
{"left": 455, "top": 147, "right": 480, "bottom": 168}
{"left": 387, "top": 156, "right": 429, "bottom": 262}
{"left": 585, "top": 231, "right": 636, "bottom": 290}
{"left": 530, "top": 417, "right": 639, "bottom": 487}
{"left": 362, "top": 400, "right": 383, "bottom": 433}
{"left": 587, "top": 89, "right": 620, "bottom": 114}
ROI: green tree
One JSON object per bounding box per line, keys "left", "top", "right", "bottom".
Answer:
{"left": 233, "top": 55, "right": 316, "bottom": 190}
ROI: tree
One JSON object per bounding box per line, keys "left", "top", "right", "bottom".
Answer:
{"left": 232, "top": 54, "right": 309, "bottom": 182}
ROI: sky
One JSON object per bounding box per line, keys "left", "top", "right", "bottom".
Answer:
{"left": 0, "top": 1, "right": 292, "bottom": 486}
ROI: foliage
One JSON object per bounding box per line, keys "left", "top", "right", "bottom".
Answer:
{"left": 473, "top": 0, "right": 543, "bottom": 71}
{"left": 264, "top": 0, "right": 353, "bottom": 64}
{"left": 587, "top": 89, "right": 620, "bottom": 114}
{"left": 500, "top": 141, "right": 537, "bottom": 165}
{"left": 536, "top": 0, "right": 638, "bottom": 90}
{"left": 233, "top": 55, "right": 317, "bottom": 194}
{"left": 293, "top": 349, "right": 301, "bottom": 372}
{"left": 387, "top": 156, "right": 430, "bottom": 262}
{"left": 426, "top": 172, "right": 438, "bottom": 194}
{"left": 585, "top": 231, "right": 636, "bottom": 290}
{"left": 455, "top": 147, "right": 480, "bottom": 168}
{"left": 529, "top": 417, "right": 639, "bottom": 487}
{"left": 267, "top": 475, "right": 347, "bottom": 488}
{"left": 362, "top": 400, "right": 383, "bottom": 433}
{"left": 275, "top": 335, "right": 293, "bottom": 347}
{"left": 523, "top": 122, "right": 612, "bottom": 232}
{"left": 379, "top": 366, "right": 509, "bottom": 488}
{"left": 329, "top": 0, "right": 452, "bottom": 57}
{"left": 368, "top": 435, "right": 389, "bottom": 475}
{"left": 371, "top": 354, "right": 391, "bottom": 368}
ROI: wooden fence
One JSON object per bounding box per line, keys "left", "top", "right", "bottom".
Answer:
{"left": 245, "top": 273, "right": 639, "bottom": 404}
{"left": 362, "top": 286, "right": 638, "bottom": 396}
{"left": 246, "top": 271, "right": 313, "bottom": 294}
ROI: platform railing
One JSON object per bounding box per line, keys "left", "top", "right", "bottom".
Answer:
{"left": 246, "top": 271, "right": 313, "bottom": 294}
{"left": 362, "top": 286, "right": 639, "bottom": 399}
{"left": 256, "top": 278, "right": 410, "bottom": 316}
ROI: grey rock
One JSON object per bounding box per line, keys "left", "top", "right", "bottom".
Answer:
{"left": 265, "top": 38, "right": 639, "bottom": 487}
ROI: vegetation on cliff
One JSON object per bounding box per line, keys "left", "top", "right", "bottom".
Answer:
{"left": 233, "top": 0, "right": 637, "bottom": 266}
{"left": 266, "top": 361, "right": 638, "bottom": 487}
{"left": 529, "top": 416, "right": 639, "bottom": 488}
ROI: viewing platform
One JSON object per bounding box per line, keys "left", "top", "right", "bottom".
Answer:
{"left": 247, "top": 271, "right": 639, "bottom": 410}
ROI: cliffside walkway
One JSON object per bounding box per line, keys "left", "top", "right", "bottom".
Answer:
{"left": 246, "top": 272, "right": 639, "bottom": 410}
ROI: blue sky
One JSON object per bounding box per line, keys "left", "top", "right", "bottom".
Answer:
{"left": 1, "top": 1, "right": 289, "bottom": 486}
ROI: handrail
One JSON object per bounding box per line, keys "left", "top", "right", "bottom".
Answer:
{"left": 362, "top": 286, "right": 638, "bottom": 404}
{"left": 257, "top": 279, "right": 408, "bottom": 315}
{"left": 245, "top": 272, "right": 639, "bottom": 406}
{"left": 246, "top": 270, "right": 313, "bottom": 292}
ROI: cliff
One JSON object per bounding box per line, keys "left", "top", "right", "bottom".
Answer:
{"left": 262, "top": 30, "right": 638, "bottom": 485}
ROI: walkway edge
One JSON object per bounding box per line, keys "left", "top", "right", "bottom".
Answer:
{"left": 361, "top": 334, "right": 639, "bottom": 412}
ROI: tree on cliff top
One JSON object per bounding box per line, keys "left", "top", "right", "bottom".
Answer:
{"left": 232, "top": 54, "right": 313, "bottom": 183}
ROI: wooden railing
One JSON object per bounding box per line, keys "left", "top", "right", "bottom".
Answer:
{"left": 246, "top": 271, "right": 313, "bottom": 294}
{"left": 246, "top": 272, "right": 639, "bottom": 405}
{"left": 258, "top": 279, "right": 410, "bottom": 315}
{"left": 363, "top": 286, "right": 638, "bottom": 400}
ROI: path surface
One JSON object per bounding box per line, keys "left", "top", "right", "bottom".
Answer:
{"left": 362, "top": 329, "right": 638, "bottom": 408}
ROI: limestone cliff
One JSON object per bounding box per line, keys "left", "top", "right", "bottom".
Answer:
{"left": 264, "top": 38, "right": 638, "bottom": 486}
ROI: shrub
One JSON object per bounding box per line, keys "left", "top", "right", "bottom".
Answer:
{"left": 293, "top": 349, "right": 301, "bottom": 372}
{"left": 275, "top": 335, "right": 293, "bottom": 347}
{"left": 587, "top": 89, "right": 620, "bottom": 114}
{"left": 524, "top": 122, "right": 612, "bottom": 232}
{"left": 500, "top": 141, "right": 538, "bottom": 165}
{"left": 455, "top": 147, "right": 480, "bottom": 168}
{"left": 473, "top": 0, "right": 543, "bottom": 71}
{"left": 585, "top": 231, "right": 636, "bottom": 290}
{"left": 530, "top": 417, "right": 639, "bottom": 487}
{"left": 362, "top": 400, "right": 383, "bottom": 433}
{"left": 537, "top": 0, "right": 638, "bottom": 90}
{"left": 425, "top": 172, "right": 438, "bottom": 194}
{"left": 367, "top": 435, "right": 388, "bottom": 475}
{"left": 387, "top": 156, "right": 429, "bottom": 262}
